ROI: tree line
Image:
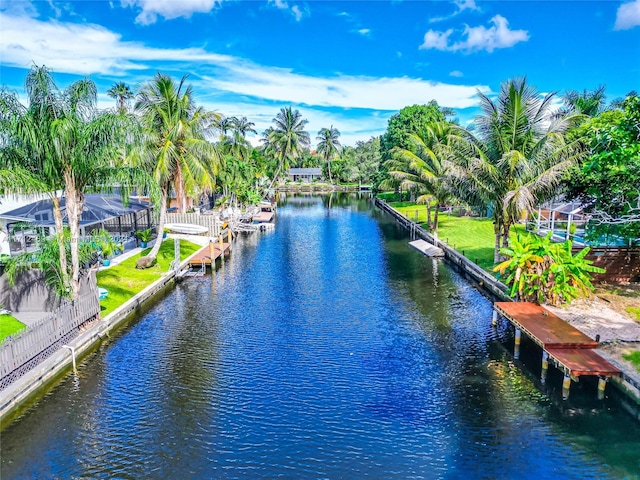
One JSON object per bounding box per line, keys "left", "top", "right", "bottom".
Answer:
{"left": 1, "top": 66, "right": 637, "bottom": 301}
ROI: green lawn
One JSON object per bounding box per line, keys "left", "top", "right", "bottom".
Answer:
{"left": 622, "top": 351, "right": 640, "bottom": 373}
{"left": 0, "top": 314, "right": 26, "bottom": 343}
{"left": 97, "top": 239, "right": 201, "bottom": 317}
{"left": 392, "top": 203, "right": 528, "bottom": 271}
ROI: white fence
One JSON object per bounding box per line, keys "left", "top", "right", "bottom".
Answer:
{"left": 0, "top": 288, "right": 100, "bottom": 388}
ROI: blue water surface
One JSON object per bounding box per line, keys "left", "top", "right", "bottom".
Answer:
{"left": 1, "top": 194, "right": 639, "bottom": 479}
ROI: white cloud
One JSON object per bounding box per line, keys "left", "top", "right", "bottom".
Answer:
{"left": 1, "top": 12, "right": 488, "bottom": 112}
{"left": 1, "top": 11, "right": 490, "bottom": 146}
{"left": 268, "top": 0, "right": 306, "bottom": 21}
{"left": 201, "top": 66, "right": 485, "bottom": 111}
{"left": 421, "top": 15, "right": 529, "bottom": 53}
{"left": 121, "top": 0, "right": 222, "bottom": 25}
{"left": 449, "top": 70, "right": 464, "bottom": 77}
{"left": 0, "top": 0, "right": 38, "bottom": 17}
{"left": 358, "top": 28, "right": 371, "bottom": 37}
{"left": 614, "top": 0, "right": 640, "bottom": 30}
{"left": 420, "top": 29, "right": 453, "bottom": 50}
{"left": 430, "top": 0, "right": 479, "bottom": 23}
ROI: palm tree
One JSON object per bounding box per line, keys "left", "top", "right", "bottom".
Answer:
{"left": 135, "top": 73, "right": 222, "bottom": 263}
{"left": 385, "top": 122, "right": 461, "bottom": 231}
{"left": 265, "top": 107, "right": 310, "bottom": 192}
{"left": 233, "top": 116, "right": 257, "bottom": 138}
{"left": 107, "top": 82, "right": 134, "bottom": 114}
{"left": 560, "top": 85, "right": 607, "bottom": 117}
{"left": 1, "top": 66, "right": 142, "bottom": 298}
{"left": 316, "top": 126, "right": 341, "bottom": 184}
{"left": 449, "top": 78, "right": 585, "bottom": 263}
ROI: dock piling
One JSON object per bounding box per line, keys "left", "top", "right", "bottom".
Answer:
{"left": 541, "top": 351, "right": 549, "bottom": 384}
{"left": 514, "top": 328, "right": 522, "bottom": 359}
{"left": 492, "top": 309, "right": 498, "bottom": 327}
{"left": 598, "top": 376, "right": 608, "bottom": 400}
{"left": 562, "top": 373, "right": 571, "bottom": 399}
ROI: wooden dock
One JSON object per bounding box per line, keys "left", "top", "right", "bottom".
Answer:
{"left": 188, "top": 241, "right": 231, "bottom": 267}
{"left": 409, "top": 239, "right": 444, "bottom": 258}
{"left": 253, "top": 211, "right": 275, "bottom": 223}
{"left": 494, "top": 301, "right": 620, "bottom": 399}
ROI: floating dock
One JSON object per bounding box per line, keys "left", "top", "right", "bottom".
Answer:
{"left": 409, "top": 239, "right": 444, "bottom": 257}
{"left": 494, "top": 301, "right": 620, "bottom": 399}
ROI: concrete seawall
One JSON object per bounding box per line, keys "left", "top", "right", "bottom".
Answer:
{"left": 374, "top": 197, "right": 640, "bottom": 408}
{"left": 0, "top": 247, "right": 210, "bottom": 427}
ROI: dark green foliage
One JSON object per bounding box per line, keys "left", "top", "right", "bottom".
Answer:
{"left": 380, "top": 102, "right": 449, "bottom": 160}
{"left": 564, "top": 93, "right": 640, "bottom": 242}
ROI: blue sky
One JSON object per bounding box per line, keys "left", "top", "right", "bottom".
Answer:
{"left": 1, "top": 0, "right": 639, "bottom": 147}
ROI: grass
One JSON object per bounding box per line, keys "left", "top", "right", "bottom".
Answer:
{"left": 96, "top": 239, "right": 201, "bottom": 317}
{"left": 392, "top": 203, "right": 527, "bottom": 271}
{"left": 622, "top": 351, "right": 640, "bottom": 373}
{"left": 0, "top": 314, "right": 26, "bottom": 343}
{"left": 626, "top": 306, "right": 640, "bottom": 321}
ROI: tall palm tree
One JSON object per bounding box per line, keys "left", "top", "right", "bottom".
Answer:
{"left": 1, "top": 66, "right": 142, "bottom": 298}
{"left": 233, "top": 116, "right": 257, "bottom": 138}
{"left": 107, "top": 82, "right": 134, "bottom": 114}
{"left": 135, "top": 73, "right": 222, "bottom": 263}
{"left": 450, "top": 78, "right": 585, "bottom": 263}
{"left": 316, "top": 126, "right": 341, "bottom": 184}
{"left": 385, "top": 121, "right": 461, "bottom": 231}
{"left": 265, "top": 107, "right": 310, "bottom": 192}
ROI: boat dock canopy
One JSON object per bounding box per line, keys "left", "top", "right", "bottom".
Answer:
{"left": 409, "top": 239, "right": 444, "bottom": 258}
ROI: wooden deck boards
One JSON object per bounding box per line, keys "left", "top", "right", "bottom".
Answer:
{"left": 253, "top": 211, "right": 274, "bottom": 223}
{"left": 546, "top": 348, "right": 620, "bottom": 377}
{"left": 495, "top": 301, "right": 620, "bottom": 379}
{"left": 495, "top": 302, "right": 598, "bottom": 349}
{"left": 188, "top": 242, "right": 230, "bottom": 266}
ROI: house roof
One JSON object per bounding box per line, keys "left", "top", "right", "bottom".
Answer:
{"left": 0, "top": 194, "right": 151, "bottom": 228}
{"left": 287, "top": 168, "right": 322, "bottom": 175}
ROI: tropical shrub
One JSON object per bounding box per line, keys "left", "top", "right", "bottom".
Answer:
{"left": 494, "top": 233, "right": 605, "bottom": 305}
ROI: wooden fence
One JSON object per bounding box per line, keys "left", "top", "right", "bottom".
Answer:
{"left": 0, "top": 287, "right": 100, "bottom": 389}
{"left": 165, "top": 213, "right": 221, "bottom": 237}
{"left": 374, "top": 198, "right": 509, "bottom": 301}
{"left": 578, "top": 247, "right": 640, "bottom": 283}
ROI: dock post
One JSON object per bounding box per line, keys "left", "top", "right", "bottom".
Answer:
{"left": 227, "top": 228, "right": 232, "bottom": 249}
{"left": 514, "top": 328, "right": 521, "bottom": 359}
{"left": 597, "top": 376, "right": 608, "bottom": 400}
{"left": 541, "top": 351, "right": 549, "bottom": 384}
{"left": 209, "top": 239, "right": 215, "bottom": 265}
{"left": 492, "top": 309, "right": 498, "bottom": 327}
{"left": 562, "top": 373, "right": 571, "bottom": 399}
{"left": 219, "top": 235, "right": 224, "bottom": 256}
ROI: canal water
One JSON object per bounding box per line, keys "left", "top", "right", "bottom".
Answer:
{"left": 1, "top": 194, "right": 639, "bottom": 479}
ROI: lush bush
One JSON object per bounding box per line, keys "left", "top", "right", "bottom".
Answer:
{"left": 494, "top": 233, "right": 605, "bottom": 305}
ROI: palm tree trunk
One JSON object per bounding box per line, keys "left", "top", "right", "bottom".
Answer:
{"left": 327, "top": 159, "right": 333, "bottom": 184}
{"left": 426, "top": 204, "right": 431, "bottom": 229}
{"left": 267, "top": 158, "right": 284, "bottom": 193}
{"left": 147, "top": 187, "right": 168, "bottom": 260}
{"left": 493, "top": 221, "right": 502, "bottom": 264}
{"left": 501, "top": 221, "right": 511, "bottom": 249}
{"left": 64, "top": 172, "right": 82, "bottom": 299}
{"left": 433, "top": 204, "right": 440, "bottom": 232}
{"left": 50, "top": 194, "right": 69, "bottom": 292}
